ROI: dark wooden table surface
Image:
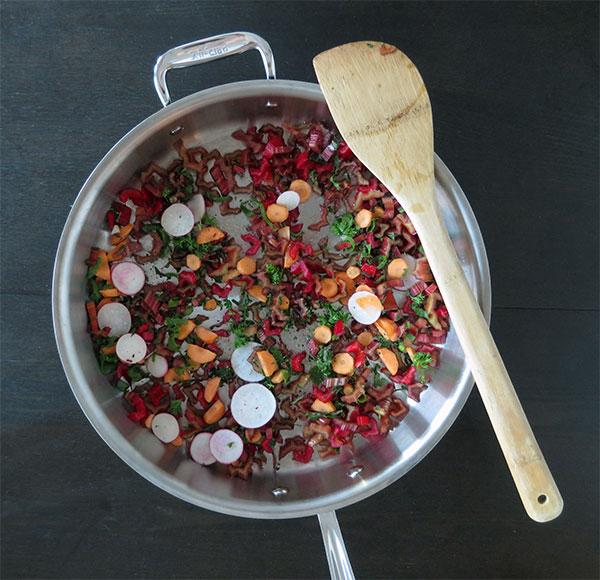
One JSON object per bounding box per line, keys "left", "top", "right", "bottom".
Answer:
{"left": 1, "top": 2, "right": 598, "bottom": 579}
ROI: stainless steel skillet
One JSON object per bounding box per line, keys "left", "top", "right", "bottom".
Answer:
{"left": 52, "top": 32, "right": 491, "bottom": 579}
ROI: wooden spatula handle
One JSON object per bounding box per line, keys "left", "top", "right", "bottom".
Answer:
{"left": 408, "top": 197, "right": 563, "bottom": 522}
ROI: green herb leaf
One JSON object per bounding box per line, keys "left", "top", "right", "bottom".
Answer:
{"left": 412, "top": 351, "right": 433, "bottom": 369}
{"left": 201, "top": 214, "right": 217, "bottom": 227}
{"left": 331, "top": 213, "right": 359, "bottom": 244}
{"left": 212, "top": 366, "right": 234, "bottom": 381}
{"left": 89, "top": 278, "right": 102, "bottom": 303}
{"left": 411, "top": 292, "right": 426, "bottom": 306}
{"left": 86, "top": 258, "right": 101, "bottom": 279}
{"left": 316, "top": 302, "right": 351, "bottom": 327}
{"left": 265, "top": 263, "right": 284, "bottom": 285}
{"left": 169, "top": 399, "right": 183, "bottom": 415}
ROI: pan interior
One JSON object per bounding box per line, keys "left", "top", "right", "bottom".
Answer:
{"left": 53, "top": 80, "right": 490, "bottom": 519}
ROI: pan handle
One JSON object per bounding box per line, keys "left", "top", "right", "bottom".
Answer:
{"left": 153, "top": 31, "right": 276, "bottom": 107}
{"left": 318, "top": 511, "right": 355, "bottom": 580}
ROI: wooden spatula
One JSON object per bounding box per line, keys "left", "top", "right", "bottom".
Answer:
{"left": 314, "top": 42, "right": 563, "bottom": 522}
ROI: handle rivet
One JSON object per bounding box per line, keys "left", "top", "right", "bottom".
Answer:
{"left": 272, "top": 486, "right": 289, "bottom": 496}
{"left": 346, "top": 466, "right": 364, "bottom": 479}
{"left": 170, "top": 126, "right": 184, "bottom": 136}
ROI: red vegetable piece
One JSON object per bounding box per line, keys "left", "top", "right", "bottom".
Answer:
{"left": 333, "top": 319, "right": 344, "bottom": 337}
{"left": 241, "top": 234, "right": 261, "bottom": 256}
{"left": 127, "top": 394, "right": 147, "bottom": 423}
{"left": 313, "top": 385, "right": 333, "bottom": 403}
{"left": 293, "top": 444, "right": 314, "bottom": 464}
{"left": 291, "top": 352, "right": 307, "bottom": 373}
{"left": 356, "top": 415, "right": 370, "bottom": 426}
{"left": 178, "top": 270, "right": 197, "bottom": 286}
{"left": 345, "top": 341, "right": 362, "bottom": 354}
{"left": 353, "top": 352, "right": 366, "bottom": 369}
{"left": 360, "top": 263, "right": 377, "bottom": 277}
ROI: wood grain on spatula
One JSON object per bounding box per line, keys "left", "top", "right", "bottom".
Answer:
{"left": 314, "top": 42, "right": 563, "bottom": 522}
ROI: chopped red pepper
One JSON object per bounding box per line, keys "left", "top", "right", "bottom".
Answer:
{"left": 291, "top": 352, "right": 307, "bottom": 373}
{"left": 355, "top": 415, "right": 370, "bottom": 426}
{"left": 178, "top": 270, "right": 197, "bottom": 286}
{"left": 241, "top": 234, "right": 261, "bottom": 256}
{"left": 338, "top": 142, "right": 353, "bottom": 159}
{"left": 212, "top": 281, "right": 232, "bottom": 298}
{"left": 399, "top": 366, "right": 417, "bottom": 384}
{"left": 148, "top": 384, "right": 166, "bottom": 406}
{"left": 127, "top": 394, "right": 147, "bottom": 423}
{"left": 263, "top": 319, "right": 282, "bottom": 336}
{"left": 293, "top": 444, "right": 314, "bottom": 463}
{"left": 261, "top": 436, "right": 274, "bottom": 454}
{"left": 360, "top": 263, "right": 377, "bottom": 277}
{"left": 345, "top": 341, "right": 362, "bottom": 354}
{"left": 107, "top": 209, "right": 116, "bottom": 229}
{"left": 116, "top": 363, "right": 130, "bottom": 381}
{"left": 435, "top": 305, "right": 449, "bottom": 317}
{"left": 333, "top": 319, "right": 344, "bottom": 337}
{"left": 353, "top": 352, "right": 366, "bottom": 369}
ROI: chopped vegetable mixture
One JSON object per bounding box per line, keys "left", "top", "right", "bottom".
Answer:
{"left": 85, "top": 122, "right": 450, "bottom": 477}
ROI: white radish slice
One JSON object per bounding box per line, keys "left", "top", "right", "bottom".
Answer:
{"left": 190, "top": 432, "right": 216, "bottom": 465}
{"left": 399, "top": 253, "right": 417, "bottom": 289}
{"left": 110, "top": 261, "right": 146, "bottom": 296}
{"left": 151, "top": 413, "right": 180, "bottom": 443}
{"left": 231, "top": 383, "right": 277, "bottom": 429}
{"left": 97, "top": 302, "right": 131, "bottom": 337}
{"left": 145, "top": 353, "right": 168, "bottom": 378}
{"left": 116, "top": 333, "right": 147, "bottom": 364}
{"left": 161, "top": 203, "right": 195, "bottom": 237}
{"left": 209, "top": 429, "right": 243, "bottom": 464}
{"left": 231, "top": 342, "right": 264, "bottom": 382}
{"left": 348, "top": 290, "right": 384, "bottom": 325}
{"left": 276, "top": 190, "right": 300, "bottom": 211}
{"left": 187, "top": 194, "right": 206, "bottom": 222}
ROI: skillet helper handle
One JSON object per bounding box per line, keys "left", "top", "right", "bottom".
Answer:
{"left": 153, "top": 31, "right": 276, "bottom": 106}
{"left": 318, "top": 511, "right": 355, "bottom": 580}
{"left": 408, "top": 196, "right": 563, "bottom": 522}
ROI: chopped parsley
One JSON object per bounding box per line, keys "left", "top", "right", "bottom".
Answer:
{"left": 212, "top": 366, "right": 234, "bottom": 381}
{"left": 410, "top": 293, "right": 428, "bottom": 318}
{"left": 310, "top": 345, "right": 334, "bottom": 384}
{"left": 412, "top": 351, "right": 433, "bottom": 369}
{"left": 317, "top": 302, "right": 351, "bottom": 327}
{"left": 88, "top": 278, "right": 102, "bottom": 303}
{"left": 169, "top": 399, "right": 183, "bottom": 415}
{"left": 359, "top": 242, "right": 372, "bottom": 260}
{"left": 201, "top": 214, "right": 217, "bottom": 227}
{"left": 265, "top": 263, "right": 284, "bottom": 284}
{"left": 331, "top": 213, "right": 359, "bottom": 247}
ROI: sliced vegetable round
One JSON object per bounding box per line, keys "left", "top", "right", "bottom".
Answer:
{"left": 189, "top": 432, "right": 216, "bottom": 465}
{"left": 145, "top": 354, "right": 168, "bottom": 378}
{"left": 399, "top": 253, "right": 417, "bottom": 287}
{"left": 209, "top": 429, "right": 244, "bottom": 464}
{"left": 231, "top": 342, "right": 264, "bottom": 382}
{"left": 161, "top": 203, "right": 195, "bottom": 237}
{"left": 151, "top": 413, "right": 180, "bottom": 443}
{"left": 97, "top": 302, "right": 131, "bottom": 337}
{"left": 187, "top": 194, "right": 206, "bottom": 222}
{"left": 110, "top": 261, "right": 146, "bottom": 296}
{"left": 230, "top": 382, "right": 277, "bottom": 429}
{"left": 347, "top": 290, "right": 383, "bottom": 325}
{"left": 116, "top": 333, "right": 147, "bottom": 364}
{"left": 276, "top": 190, "right": 300, "bottom": 211}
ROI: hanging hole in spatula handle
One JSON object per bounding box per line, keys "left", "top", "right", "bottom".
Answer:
{"left": 153, "top": 31, "right": 276, "bottom": 106}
